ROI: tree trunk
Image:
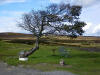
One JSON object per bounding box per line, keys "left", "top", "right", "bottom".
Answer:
{"left": 19, "top": 36, "right": 39, "bottom": 58}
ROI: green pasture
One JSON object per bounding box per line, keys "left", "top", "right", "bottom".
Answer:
{"left": 0, "top": 40, "right": 100, "bottom": 75}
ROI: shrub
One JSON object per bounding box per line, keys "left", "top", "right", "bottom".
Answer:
{"left": 58, "top": 46, "right": 70, "bottom": 58}
{"left": 52, "top": 49, "right": 56, "bottom": 56}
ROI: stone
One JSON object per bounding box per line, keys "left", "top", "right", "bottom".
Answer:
{"left": 60, "top": 59, "right": 65, "bottom": 66}
{"left": 19, "top": 57, "right": 28, "bottom": 61}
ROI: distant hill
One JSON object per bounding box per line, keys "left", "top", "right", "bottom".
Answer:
{"left": 0, "top": 32, "right": 33, "bottom": 39}
{"left": 0, "top": 32, "right": 100, "bottom": 40}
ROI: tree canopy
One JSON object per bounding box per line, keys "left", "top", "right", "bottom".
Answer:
{"left": 18, "top": 3, "right": 86, "bottom": 38}
{"left": 18, "top": 3, "right": 86, "bottom": 57}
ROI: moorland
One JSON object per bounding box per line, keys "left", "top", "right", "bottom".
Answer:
{"left": 0, "top": 32, "right": 100, "bottom": 75}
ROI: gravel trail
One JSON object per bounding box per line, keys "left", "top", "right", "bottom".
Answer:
{"left": 0, "top": 62, "right": 77, "bottom": 75}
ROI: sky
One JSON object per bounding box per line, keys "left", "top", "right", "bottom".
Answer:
{"left": 0, "top": 0, "right": 100, "bottom": 36}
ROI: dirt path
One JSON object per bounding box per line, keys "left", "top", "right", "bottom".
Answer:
{"left": 0, "top": 62, "right": 77, "bottom": 75}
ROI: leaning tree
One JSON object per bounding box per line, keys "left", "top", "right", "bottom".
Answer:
{"left": 18, "top": 3, "right": 86, "bottom": 58}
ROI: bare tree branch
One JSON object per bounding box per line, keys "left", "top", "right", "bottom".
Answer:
{"left": 18, "top": 3, "right": 86, "bottom": 57}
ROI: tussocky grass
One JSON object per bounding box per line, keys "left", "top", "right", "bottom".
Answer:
{"left": 0, "top": 40, "right": 100, "bottom": 75}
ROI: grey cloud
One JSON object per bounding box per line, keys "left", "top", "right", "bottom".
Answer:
{"left": 50, "top": 0, "right": 100, "bottom": 7}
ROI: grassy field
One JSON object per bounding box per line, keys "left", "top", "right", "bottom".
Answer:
{"left": 0, "top": 33, "right": 100, "bottom": 75}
